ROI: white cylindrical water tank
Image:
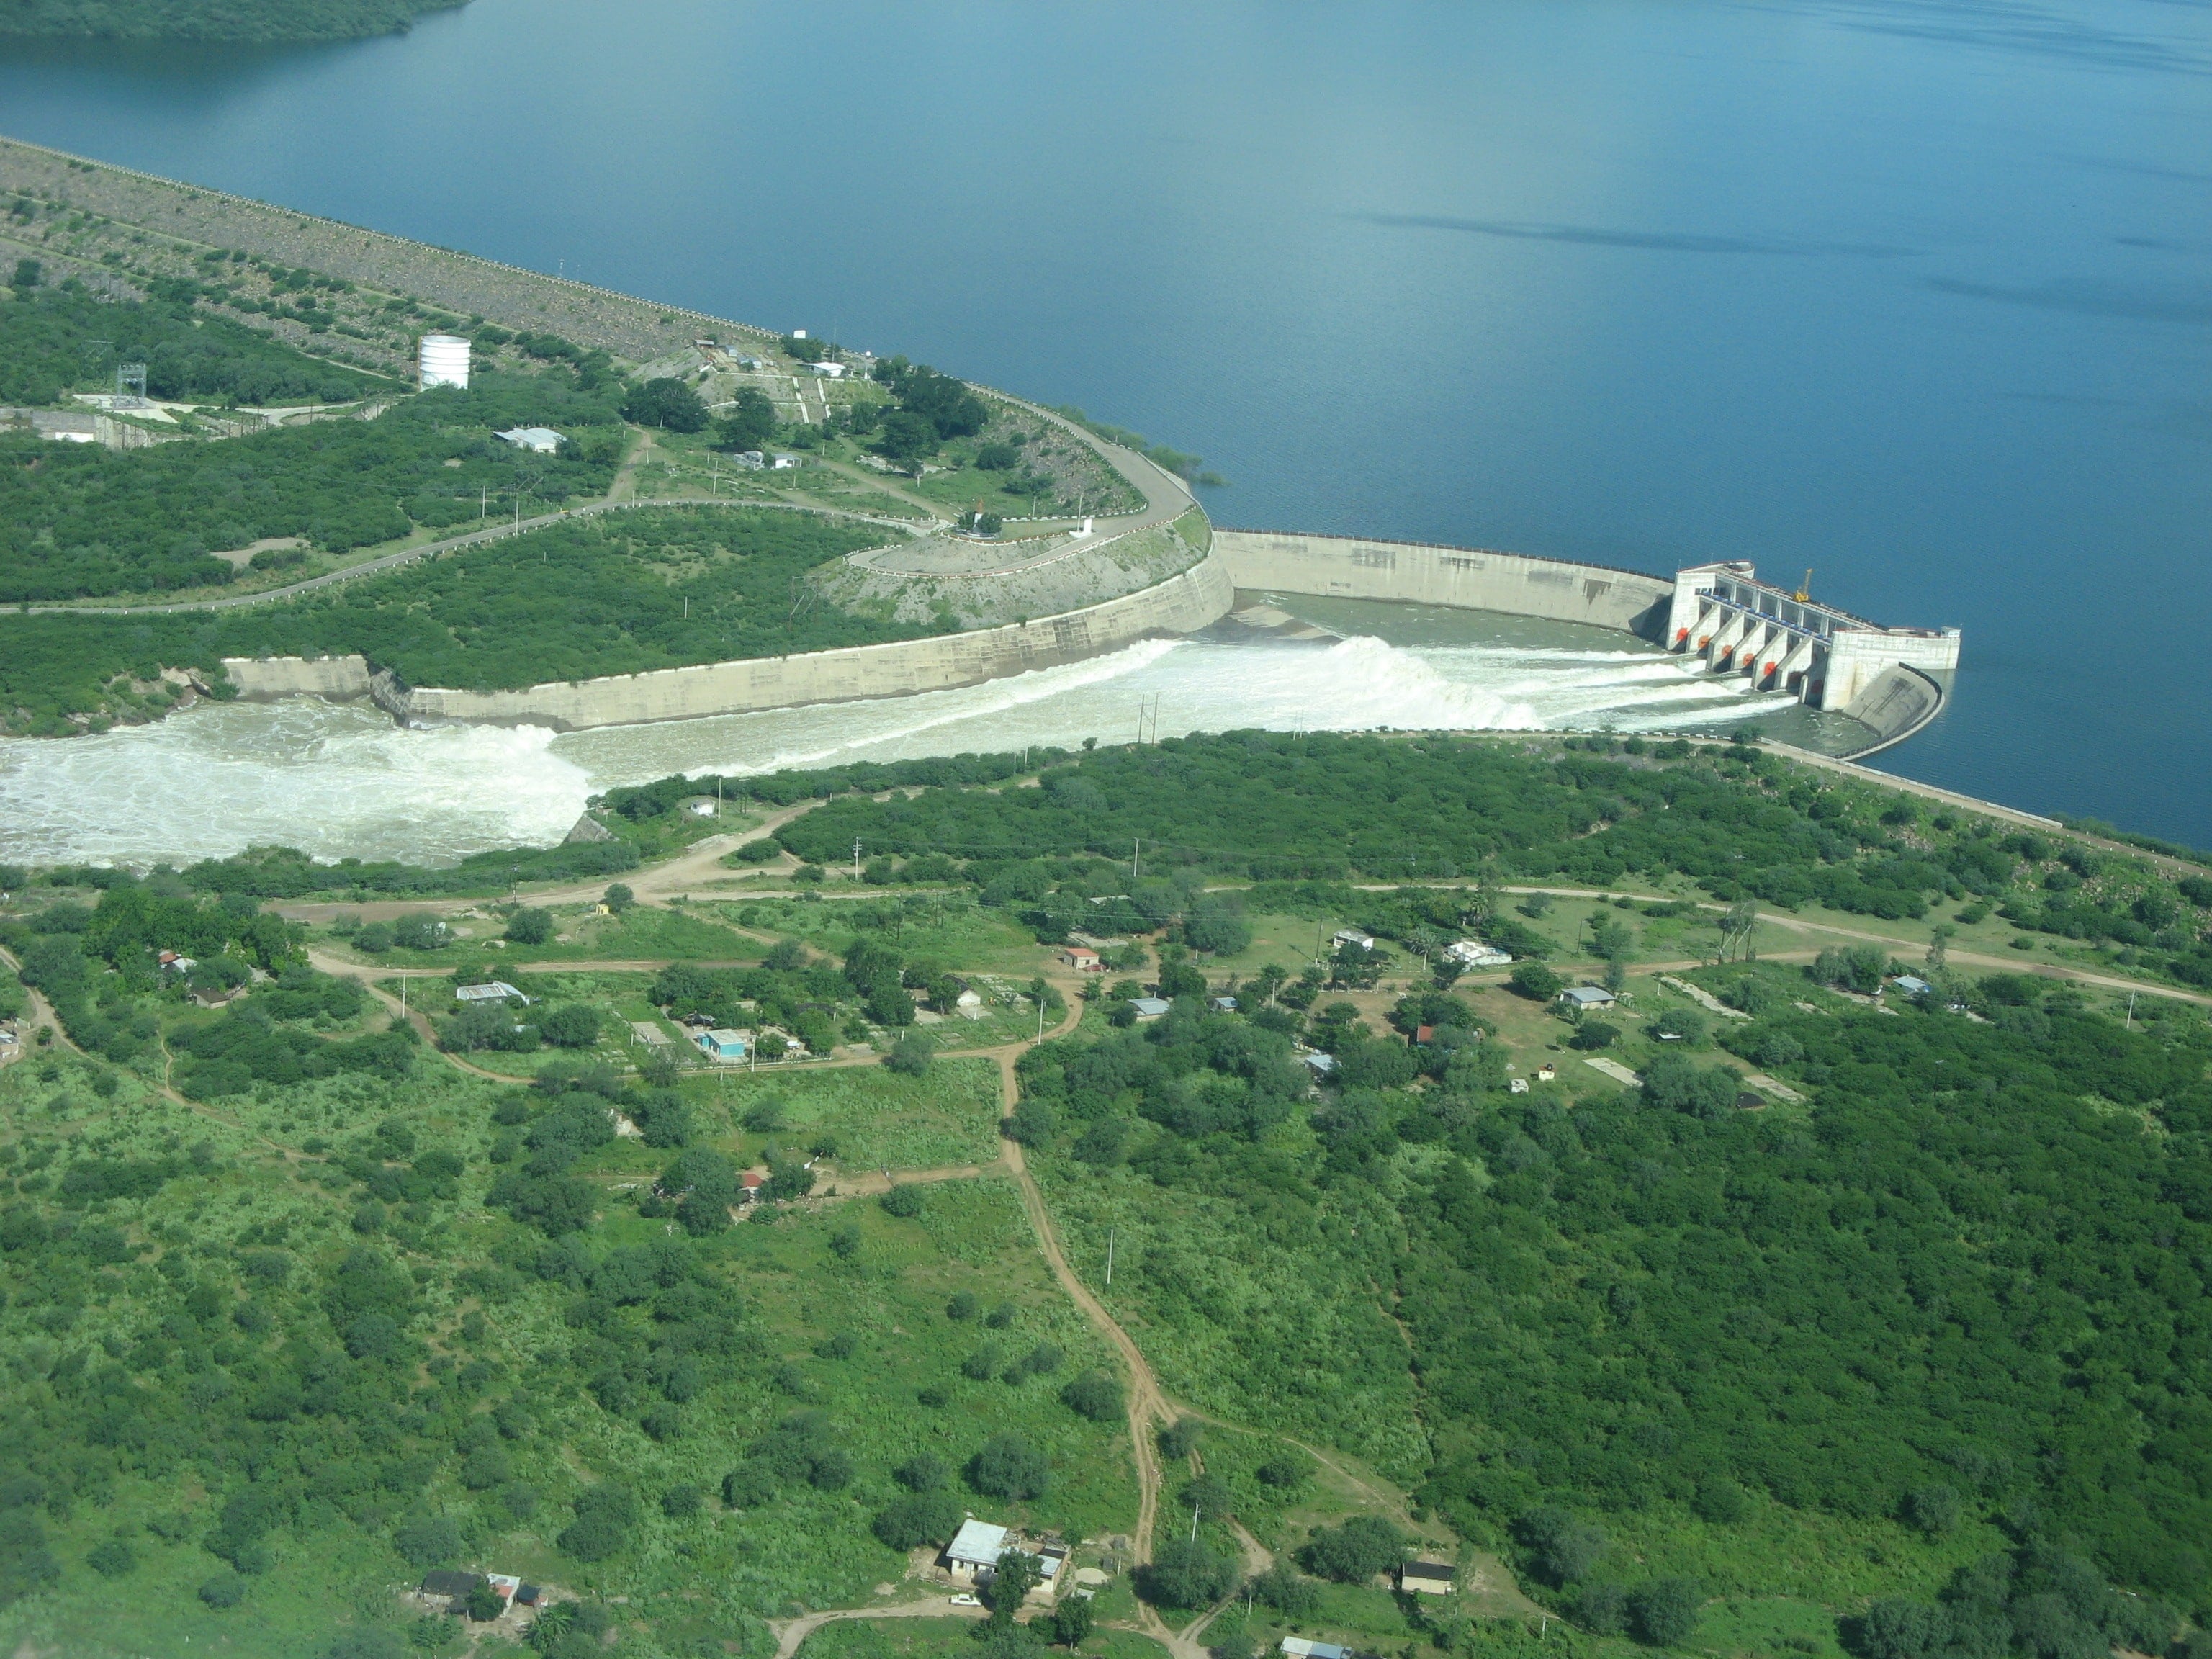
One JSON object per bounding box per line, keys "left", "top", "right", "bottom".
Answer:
{"left": 418, "top": 333, "right": 471, "bottom": 390}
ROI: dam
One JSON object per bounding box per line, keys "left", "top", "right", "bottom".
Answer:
{"left": 225, "top": 521, "right": 1956, "bottom": 760}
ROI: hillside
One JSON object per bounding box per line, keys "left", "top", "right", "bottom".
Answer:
{"left": 0, "top": 734, "right": 2208, "bottom": 1659}
{"left": 0, "top": 0, "right": 464, "bottom": 41}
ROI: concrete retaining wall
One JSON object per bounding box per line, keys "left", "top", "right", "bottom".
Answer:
{"left": 395, "top": 552, "right": 1235, "bottom": 731}
{"left": 1838, "top": 665, "right": 1947, "bottom": 758}
{"left": 1213, "top": 530, "right": 1673, "bottom": 637}
{"left": 222, "top": 655, "right": 374, "bottom": 701}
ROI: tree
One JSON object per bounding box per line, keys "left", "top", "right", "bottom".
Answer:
{"left": 603, "top": 883, "right": 634, "bottom": 914}
{"left": 392, "top": 1512, "right": 461, "bottom": 1568}
{"left": 873, "top": 1491, "right": 963, "bottom": 1550}
{"left": 559, "top": 1485, "right": 637, "bottom": 1562}
{"left": 1006, "top": 1098, "right": 1056, "bottom": 1147}
{"left": 1568, "top": 1020, "right": 1619, "bottom": 1051}
{"left": 1048, "top": 1596, "right": 1094, "bottom": 1647}
{"left": 1516, "top": 1506, "right": 1607, "bottom": 1586}
{"left": 539, "top": 1004, "right": 601, "bottom": 1048}
{"left": 711, "top": 388, "right": 777, "bottom": 451}
{"left": 886, "top": 1031, "right": 934, "bottom": 1075}
{"left": 1629, "top": 1578, "right": 1703, "bottom": 1645}
{"left": 1639, "top": 1053, "right": 1742, "bottom": 1119}
{"left": 1185, "top": 893, "right": 1253, "bottom": 956}
{"left": 464, "top": 1579, "right": 505, "bottom": 1621}
{"left": 1250, "top": 1560, "right": 1319, "bottom": 1617}
{"left": 1690, "top": 1477, "right": 1746, "bottom": 1524}
{"left": 505, "top": 907, "right": 553, "bottom": 945}
{"left": 1904, "top": 1484, "right": 1961, "bottom": 1536}
{"left": 1159, "top": 1418, "right": 1203, "bottom": 1460}
{"left": 881, "top": 1184, "right": 926, "bottom": 1218}
{"left": 876, "top": 410, "right": 938, "bottom": 464}
{"left": 622, "top": 377, "right": 709, "bottom": 432}
{"left": 1137, "top": 1538, "right": 1238, "bottom": 1609}
{"left": 1511, "top": 963, "right": 1563, "bottom": 1001}
{"left": 1298, "top": 1516, "right": 1404, "bottom": 1583}
{"left": 1061, "top": 1370, "right": 1123, "bottom": 1421}
{"left": 984, "top": 1547, "right": 1043, "bottom": 1616}
{"left": 967, "top": 1434, "right": 1049, "bottom": 1499}
{"left": 1716, "top": 899, "right": 1759, "bottom": 963}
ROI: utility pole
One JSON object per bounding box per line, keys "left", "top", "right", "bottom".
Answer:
{"left": 1132, "top": 838, "right": 1142, "bottom": 881}
{"left": 853, "top": 837, "right": 863, "bottom": 879}
{"left": 1190, "top": 1505, "right": 1200, "bottom": 1545}
{"left": 1105, "top": 1228, "right": 1114, "bottom": 1287}
{"left": 2126, "top": 990, "right": 2137, "bottom": 1030}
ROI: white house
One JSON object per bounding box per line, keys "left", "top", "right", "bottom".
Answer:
{"left": 1333, "top": 927, "right": 1377, "bottom": 952}
{"left": 944, "top": 1519, "right": 1010, "bottom": 1585}
{"left": 770, "top": 453, "right": 801, "bottom": 469}
{"left": 494, "top": 426, "right": 563, "bottom": 454}
{"left": 1559, "top": 985, "right": 1617, "bottom": 1010}
{"left": 1447, "top": 940, "right": 1513, "bottom": 968}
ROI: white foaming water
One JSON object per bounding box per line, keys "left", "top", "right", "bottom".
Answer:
{"left": 0, "top": 622, "right": 1791, "bottom": 868}
{"left": 0, "top": 700, "right": 590, "bottom": 868}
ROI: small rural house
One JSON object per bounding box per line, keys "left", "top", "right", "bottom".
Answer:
{"left": 1559, "top": 986, "right": 1617, "bottom": 1010}
{"left": 1536, "top": 1064, "right": 1556, "bottom": 1082}
{"left": 956, "top": 988, "right": 984, "bottom": 1016}
{"left": 494, "top": 426, "right": 563, "bottom": 454}
{"left": 1282, "top": 1640, "right": 1352, "bottom": 1659}
{"left": 1128, "top": 997, "right": 1172, "bottom": 1021}
{"left": 1061, "top": 947, "right": 1103, "bottom": 973}
{"left": 1891, "top": 974, "right": 1933, "bottom": 997}
{"left": 1333, "top": 927, "right": 1377, "bottom": 952}
{"left": 1210, "top": 996, "right": 1238, "bottom": 1012}
{"left": 1303, "top": 1051, "right": 1338, "bottom": 1076}
{"left": 1509, "top": 1076, "right": 1530, "bottom": 1094}
{"left": 770, "top": 453, "right": 800, "bottom": 469}
{"left": 696, "top": 1028, "right": 749, "bottom": 1061}
{"left": 738, "top": 1170, "right": 765, "bottom": 1205}
{"left": 1401, "top": 1560, "right": 1457, "bottom": 1596}
{"left": 734, "top": 450, "right": 767, "bottom": 469}
{"left": 943, "top": 1519, "right": 1011, "bottom": 1585}
{"left": 1447, "top": 940, "right": 1513, "bottom": 968}
{"left": 455, "top": 981, "right": 531, "bottom": 1006}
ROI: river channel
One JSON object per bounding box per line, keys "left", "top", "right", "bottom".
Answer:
{"left": 0, "top": 604, "right": 1797, "bottom": 869}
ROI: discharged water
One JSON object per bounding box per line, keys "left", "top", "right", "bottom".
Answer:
{"left": 0, "top": 608, "right": 1797, "bottom": 869}
{"left": 0, "top": 0, "right": 2207, "bottom": 846}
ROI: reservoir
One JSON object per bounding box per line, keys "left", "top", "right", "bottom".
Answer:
{"left": 0, "top": 0, "right": 2207, "bottom": 850}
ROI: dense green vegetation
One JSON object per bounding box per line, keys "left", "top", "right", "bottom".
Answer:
{"left": 6, "top": 734, "right": 2212, "bottom": 1657}
{"left": 0, "top": 283, "right": 382, "bottom": 408}
{"left": 0, "top": 505, "right": 913, "bottom": 732}
{"left": 1012, "top": 952, "right": 2212, "bottom": 1623}
{"left": 0, "top": 0, "right": 464, "bottom": 40}
{"left": 0, "top": 878, "right": 1126, "bottom": 1655}
{"left": 1, "top": 371, "right": 621, "bottom": 601}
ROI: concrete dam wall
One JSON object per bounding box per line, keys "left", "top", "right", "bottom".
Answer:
{"left": 228, "top": 553, "right": 1236, "bottom": 732}
{"left": 1213, "top": 530, "right": 1674, "bottom": 637}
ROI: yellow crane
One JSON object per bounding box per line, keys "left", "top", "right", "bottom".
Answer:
{"left": 1794, "top": 567, "right": 1814, "bottom": 603}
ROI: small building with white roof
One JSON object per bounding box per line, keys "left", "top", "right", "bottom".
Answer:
{"left": 943, "top": 1519, "right": 1010, "bottom": 1585}
{"left": 495, "top": 426, "right": 564, "bottom": 454}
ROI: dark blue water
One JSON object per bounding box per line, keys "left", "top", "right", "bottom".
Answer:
{"left": 2, "top": 0, "right": 2208, "bottom": 838}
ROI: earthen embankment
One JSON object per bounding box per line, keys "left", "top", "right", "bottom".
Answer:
{"left": 244, "top": 552, "right": 1233, "bottom": 731}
